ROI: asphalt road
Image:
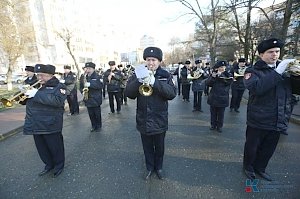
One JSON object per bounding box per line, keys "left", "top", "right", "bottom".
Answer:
{"left": 0, "top": 94, "right": 299, "bottom": 199}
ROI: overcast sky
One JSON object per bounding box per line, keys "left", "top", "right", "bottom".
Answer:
{"left": 87, "top": 0, "right": 286, "bottom": 51}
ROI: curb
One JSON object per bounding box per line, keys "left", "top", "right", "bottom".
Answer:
{"left": 0, "top": 126, "right": 24, "bottom": 141}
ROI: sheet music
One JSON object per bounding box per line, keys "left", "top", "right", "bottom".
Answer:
{"left": 135, "top": 65, "right": 149, "bottom": 79}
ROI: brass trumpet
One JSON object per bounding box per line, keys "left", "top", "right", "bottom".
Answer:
{"left": 82, "top": 73, "right": 89, "bottom": 100}
{"left": 139, "top": 71, "right": 154, "bottom": 97}
{"left": 233, "top": 67, "right": 246, "bottom": 81}
{"left": 1, "top": 80, "right": 41, "bottom": 107}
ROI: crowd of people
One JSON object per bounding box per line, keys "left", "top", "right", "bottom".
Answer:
{"left": 17, "top": 38, "right": 299, "bottom": 182}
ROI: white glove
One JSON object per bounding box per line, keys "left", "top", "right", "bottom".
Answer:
{"left": 84, "top": 82, "right": 90, "bottom": 87}
{"left": 138, "top": 78, "right": 143, "bottom": 83}
{"left": 18, "top": 84, "right": 29, "bottom": 92}
{"left": 60, "top": 79, "right": 65, "bottom": 83}
{"left": 275, "top": 59, "right": 296, "bottom": 74}
{"left": 149, "top": 75, "right": 155, "bottom": 86}
{"left": 25, "top": 88, "right": 38, "bottom": 98}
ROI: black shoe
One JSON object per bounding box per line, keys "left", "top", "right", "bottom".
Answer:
{"left": 90, "top": 128, "right": 96, "bottom": 132}
{"left": 199, "top": 109, "right": 203, "bottom": 112}
{"left": 156, "top": 169, "right": 164, "bottom": 180}
{"left": 255, "top": 170, "right": 273, "bottom": 181}
{"left": 94, "top": 128, "right": 101, "bottom": 132}
{"left": 217, "top": 128, "right": 222, "bottom": 133}
{"left": 234, "top": 109, "right": 240, "bottom": 113}
{"left": 38, "top": 169, "right": 52, "bottom": 176}
{"left": 192, "top": 109, "right": 197, "bottom": 112}
{"left": 53, "top": 168, "right": 63, "bottom": 178}
{"left": 108, "top": 112, "right": 115, "bottom": 114}
{"left": 186, "top": 99, "right": 190, "bottom": 102}
{"left": 145, "top": 170, "right": 153, "bottom": 180}
{"left": 210, "top": 126, "right": 216, "bottom": 130}
{"left": 244, "top": 169, "right": 256, "bottom": 180}
{"left": 230, "top": 108, "right": 233, "bottom": 112}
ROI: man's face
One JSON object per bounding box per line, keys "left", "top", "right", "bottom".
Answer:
{"left": 26, "top": 71, "right": 34, "bottom": 77}
{"left": 110, "top": 65, "right": 116, "bottom": 70}
{"left": 37, "top": 73, "right": 53, "bottom": 84}
{"left": 64, "top": 69, "right": 70, "bottom": 74}
{"left": 145, "top": 57, "right": 160, "bottom": 71}
{"left": 239, "top": 62, "right": 246, "bottom": 67}
{"left": 86, "top": 67, "right": 95, "bottom": 75}
{"left": 260, "top": 47, "right": 280, "bottom": 65}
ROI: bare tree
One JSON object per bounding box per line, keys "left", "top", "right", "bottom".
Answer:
{"left": 166, "top": 0, "right": 221, "bottom": 65}
{"left": 55, "top": 28, "right": 80, "bottom": 79}
{"left": 0, "top": 0, "right": 34, "bottom": 90}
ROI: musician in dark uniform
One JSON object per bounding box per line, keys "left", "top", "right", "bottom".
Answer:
{"left": 23, "top": 64, "right": 67, "bottom": 178}
{"left": 243, "top": 38, "right": 296, "bottom": 181}
{"left": 206, "top": 61, "right": 233, "bottom": 133}
{"left": 181, "top": 60, "right": 192, "bottom": 102}
{"left": 229, "top": 58, "right": 247, "bottom": 112}
{"left": 103, "top": 61, "right": 123, "bottom": 114}
{"left": 24, "top": 66, "right": 39, "bottom": 86}
{"left": 60, "top": 65, "right": 79, "bottom": 116}
{"left": 191, "top": 60, "right": 208, "bottom": 112}
{"left": 125, "top": 47, "right": 176, "bottom": 180}
{"left": 80, "top": 62, "right": 103, "bottom": 132}
{"left": 173, "top": 62, "right": 183, "bottom": 95}
{"left": 203, "top": 62, "right": 211, "bottom": 96}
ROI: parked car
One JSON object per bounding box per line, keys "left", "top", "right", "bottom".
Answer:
{"left": 0, "top": 74, "right": 7, "bottom": 84}
{"left": 12, "top": 74, "right": 26, "bottom": 84}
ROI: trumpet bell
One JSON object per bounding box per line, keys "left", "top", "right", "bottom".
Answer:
{"left": 139, "top": 84, "right": 153, "bottom": 96}
{"left": 0, "top": 98, "right": 13, "bottom": 107}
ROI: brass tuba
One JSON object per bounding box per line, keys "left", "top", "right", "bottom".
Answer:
{"left": 139, "top": 71, "right": 154, "bottom": 97}
{"left": 188, "top": 68, "right": 203, "bottom": 80}
{"left": 234, "top": 67, "right": 246, "bottom": 81}
{"left": 1, "top": 80, "right": 41, "bottom": 107}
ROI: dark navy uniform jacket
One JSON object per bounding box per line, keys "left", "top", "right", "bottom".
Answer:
{"left": 191, "top": 67, "right": 208, "bottom": 92}
{"left": 125, "top": 66, "right": 176, "bottom": 135}
{"left": 24, "top": 75, "right": 38, "bottom": 86}
{"left": 103, "top": 69, "right": 123, "bottom": 92}
{"left": 23, "top": 77, "right": 67, "bottom": 135}
{"left": 80, "top": 71, "right": 103, "bottom": 107}
{"left": 63, "top": 71, "right": 77, "bottom": 95}
{"left": 244, "top": 59, "right": 293, "bottom": 132}
{"left": 206, "top": 71, "right": 233, "bottom": 107}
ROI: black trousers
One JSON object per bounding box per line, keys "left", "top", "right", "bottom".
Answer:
{"left": 204, "top": 84, "right": 209, "bottom": 95}
{"left": 182, "top": 84, "right": 191, "bottom": 100}
{"left": 210, "top": 106, "right": 225, "bottom": 128}
{"left": 67, "top": 91, "right": 79, "bottom": 114}
{"left": 120, "top": 88, "right": 127, "bottom": 104}
{"left": 193, "top": 91, "right": 203, "bottom": 110}
{"left": 177, "top": 78, "right": 181, "bottom": 95}
{"left": 87, "top": 106, "right": 102, "bottom": 129}
{"left": 33, "top": 132, "right": 65, "bottom": 172}
{"left": 230, "top": 89, "right": 245, "bottom": 110}
{"left": 140, "top": 132, "right": 166, "bottom": 171}
{"left": 108, "top": 92, "right": 121, "bottom": 112}
{"left": 243, "top": 126, "right": 280, "bottom": 172}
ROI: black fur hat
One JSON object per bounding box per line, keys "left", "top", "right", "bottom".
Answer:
{"left": 143, "top": 47, "right": 163, "bottom": 61}
{"left": 25, "top": 66, "right": 34, "bottom": 72}
{"left": 257, "top": 38, "right": 284, "bottom": 54}
{"left": 34, "top": 64, "right": 55, "bottom": 74}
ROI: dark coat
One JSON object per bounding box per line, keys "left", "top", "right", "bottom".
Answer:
{"left": 125, "top": 66, "right": 176, "bottom": 135}
{"left": 103, "top": 69, "right": 123, "bottom": 92}
{"left": 180, "top": 66, "right": 191, "bottom": 85}
{"left": 23, "top": 77, "right": 67, "bottom": 135}
{"left": 80, "top": 71, "right": 103, "bottom": 107}
{"left": 24, "top": 75, "right": 39, "bottom": 86}
{"left": 244, "top": 59, "right": 293, "bottom": 132}
{"left": 206, "top": 71, "right": 233, "bottom": 107}
{"left": 63, "top": 71, "right": 77, "bottom": 95}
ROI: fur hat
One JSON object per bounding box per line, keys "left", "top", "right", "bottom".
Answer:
{"left": 34, "top": 64, "right": 55, "bottom": 74}
{"left": 64, "top": 65, "right": 71, "bottom": 69}
{"left": 238, "top": 58, "right": 246, "bottom": 63}
{"left": 84, "top": 62, "right": 96, "bottom": 69}
{"left": 214, "top": 61, "right": 227, "bottom": 69}
{"left": 108, "top": 61, "right": 116, "bottom": 66}
{"left": 185, "top": 60, "right": 191, "bottom": 65}
{"left": 257, "top": 38, "right": 284, "bottom": 54}
{"left": 143, "top": 47, "right": 163, "bottom": 61}
{"left": 195, "top": 60, "right": 202, "bottom": 64}
{"left": 25, "top": 66, "right": 34, "bottom": 72}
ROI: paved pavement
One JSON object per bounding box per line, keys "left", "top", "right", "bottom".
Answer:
{"left": 0, "top": 91, "right": 300, "bottom": 198}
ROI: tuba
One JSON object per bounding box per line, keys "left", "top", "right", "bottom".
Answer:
{"left": 1, "top": 80, "right": 41, "bottom": 107}
{"left": 188, "top": 68, "right": 203, "bottom": 80}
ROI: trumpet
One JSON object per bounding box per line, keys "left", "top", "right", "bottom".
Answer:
{"left": 139, "top": 71, "right": 154, "bottom": 97}
{"left": 1, "top": 80, "right": 41, "bottom": 107}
